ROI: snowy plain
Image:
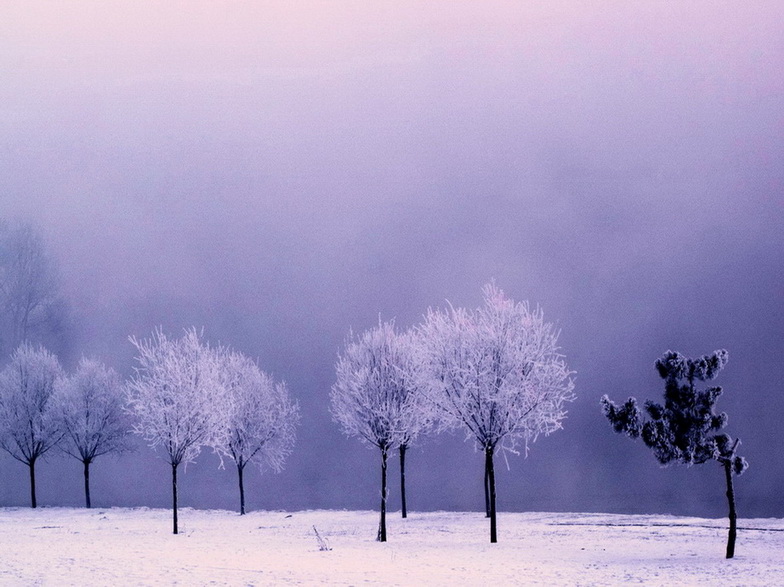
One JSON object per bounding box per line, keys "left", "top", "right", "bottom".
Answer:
{"left": 1, "top": 507, "right": 782, "bottom": 586}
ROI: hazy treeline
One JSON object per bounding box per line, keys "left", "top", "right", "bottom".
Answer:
{"left": 0, "top": 226, "right": 300, "bottom": 535}
{"left": 0, "top": 219, "right": 749, "bottom": 555}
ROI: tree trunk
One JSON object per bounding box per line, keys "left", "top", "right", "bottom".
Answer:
{"left": 484, "top": 457, "right": 491, "bottom": 518}
{"left": 399, "top": 444, "right": 407, "bottom": 519}
{"left": 378, "top": 447, "right": 388, "bottom": 542}
{"left": 724, "top": 460, "right": 737, "bottom": 559}
{"left": 485, "top": 446, "right": 497, "bottom": 543}
{"left": 84, "top": 459, "right": 92, "bottom": 509}
{"left": 29, "top": 459, "right": 37, "bottom": 509}
{"left": 238, "top": 462, "right": 246, "bottom": 516}
{"left": 172, "top": 462, "right": 179, "bottom": 535}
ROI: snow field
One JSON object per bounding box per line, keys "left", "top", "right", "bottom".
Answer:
{"left": 1, "top": 508, "right": 782, "bottom": 585}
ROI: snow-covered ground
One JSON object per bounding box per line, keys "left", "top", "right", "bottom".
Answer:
{"left": 1, "top": 507, "right": 782, "bottom": 585}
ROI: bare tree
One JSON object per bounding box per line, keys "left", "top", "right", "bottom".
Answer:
{"left": 126, "top": 328, "right": 228, "bottom": 534}
{"left": 0, "top": 220, "right": 66, "bottom": 359}
{"left": 0, "top": 343, "right": 64, "bottom": 507}
{"left": 417, "top": 283, "right": 575, "bottom": 543}
{"left": 216, "top": 351, "right": 299, "bottom": 515}
{"left": 54, "top": 358, "right": 133, "bottom": 508}
{"left": 331, "top": 320, "right": 425, "bottom": 541}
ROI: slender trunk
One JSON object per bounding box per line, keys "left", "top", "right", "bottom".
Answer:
{"left": 29, "top": 459, "right": 37, "bottom": 509}
{"left": 378, "top": 447, "right": 388, "bottom": 542}
{"left": 172, "top": 462, "right": 179, "bottom": 535}
{"left": 238, "top": 462, "right": 246, "bottom": 515}
{"left": 485, "top": 446, "right": 497, "bottom": 543}
{"left": 724, "top": 460, "right": 737, "bottom": 559}
{"left": 84, "top": 460, "right": 92, "bottom": 509}
{"left": 399, "top": 444, "right": 407, "bottom": 519}
{"left": 484, "top": 458, "right": 491, "bottom": 518}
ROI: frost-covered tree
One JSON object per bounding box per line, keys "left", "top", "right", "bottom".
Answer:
{"left": 54, "top": 358, "right": 133, "bottom": 508}
{"left": 216, "top": 351, "right": 299, "bottom": 515}
{"left": 392, "top": 328, "right": 430, "bottom": 519}
{"left": 0, "top": 343, "right": 64, "bottom": 507}
{"left": 418, "top": 283, "right": 575, "bottom": 543}
{"left": 331, "top": 320, "right": 427, "bottom": 541}
{"left": 601, "top": 349, "right": 748, "bottom": 559}
{"left": 127, "top": 328, "right": 229, "bottom": 534}
{"left": 0, "top": 220, "right": 68, "bottom": 359}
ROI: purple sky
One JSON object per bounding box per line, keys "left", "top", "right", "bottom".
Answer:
{"left": 1, "top": 2, "right": 783, "bottom": 517}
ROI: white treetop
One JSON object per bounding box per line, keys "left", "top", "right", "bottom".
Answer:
{"left": 330, "top": 320, "right": 427, "bottom": 452}
{"left": 395, "top": 328, "right": 431, "bottom": 448}
{"left": 331, "top": 318, "right": 428, "bottom": 541}
{"left": 219, "top": 351, "right": 299, "bottom": 473}
{"left": 127, "top": 327, "right": 229, "bottom": 468}
{"left": 418, "top": 282, "right": 575, "bottom": 455}
{"left": 55, "top": 358, "right": 132, "bottom": 463}
{"left": 0, "top": 343, "right": 64, "bottom": 465}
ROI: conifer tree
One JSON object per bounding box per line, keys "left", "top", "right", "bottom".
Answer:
{"left": 601, "top": 349, "right": 748, "bottom": 558}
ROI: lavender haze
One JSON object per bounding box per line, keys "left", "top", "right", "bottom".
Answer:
{"left": 1, "top": 3, "right": 782, "bottom": 517}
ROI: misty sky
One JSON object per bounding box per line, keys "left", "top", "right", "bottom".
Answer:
{"left": 2, "top": 3, "right": 783, "bottom": 518}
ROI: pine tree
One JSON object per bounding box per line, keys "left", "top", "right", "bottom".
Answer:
{"left": 601, "top": 349, "right": 748, "bottom": 558}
